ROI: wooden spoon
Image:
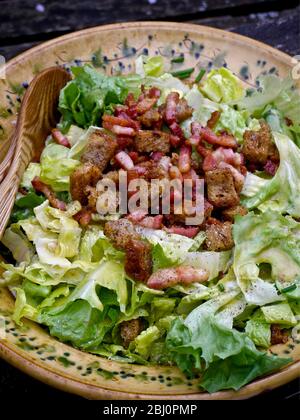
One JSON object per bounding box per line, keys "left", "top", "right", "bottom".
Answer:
{"left": 0, "top": 66, "right": 71, "bottom": 237}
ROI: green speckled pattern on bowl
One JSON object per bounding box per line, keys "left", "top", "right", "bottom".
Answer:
{"left": 0, "top": 22, "right": 299, "bottom": 400}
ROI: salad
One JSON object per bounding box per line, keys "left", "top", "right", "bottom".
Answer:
{"left": 1, "top": 55, "right": 300, "bottom": 393}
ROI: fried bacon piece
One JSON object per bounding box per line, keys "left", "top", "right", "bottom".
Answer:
{"left": 147, "top": 266, "right": 209, "bottom": 290}
{"left": 164, "top": 92, "right": 193, "bottom": 124}
{"left": 52, "top": 129, "right": 71, "bottom": 148}
{"left": 115, "top": 151, "right": 135, "bottom": 170}
{"left": 178, "top": 144, "right": 191, "bottom": 174}
{"left": 32, "top": 176, "right": 66, "bottom": 210}
{"left": 200, "top": 127, "right": 237, "bottom": 149}
{"left": 207, "top": 111, "right": 221, "bottom": 129}
{"left": 136, "top": 97, "right": 158, "bottom": 115}
{"left": 102, "top": 114, "right": 139, "bottom": 130}
{"left": 73, "top": 208, "right": 92, "bottom": 227}
{"left": 164, "top": 226, "right": 200, "bottom": 238}
{"left": 202, "top": 147, "right": 244, "bottom": 172}
{"left": 264, "top": 159, "right": 279, "bottom": 176}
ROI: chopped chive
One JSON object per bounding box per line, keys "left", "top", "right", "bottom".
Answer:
{"left": 282, "top": 284, "right": 297, "bottom": 293}
{"left": 171, "top": 67, "right": 194, "bottom": 79}
{"left": 195, "top": 68, "right": 206, "bottom": 83}
{"left": 171, "top": 56, "right": 184, "bottom": 64}
{"left": 218, "top": 283, "right": 225, "bottom": 292}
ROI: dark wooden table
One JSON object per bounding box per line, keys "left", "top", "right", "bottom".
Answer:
{"left": 0, "top": 0, "right": 299, "bottom": 401}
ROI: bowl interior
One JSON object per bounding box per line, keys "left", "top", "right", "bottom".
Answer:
{"left": 0, "top": 22, "right": 299, "bottom": 400}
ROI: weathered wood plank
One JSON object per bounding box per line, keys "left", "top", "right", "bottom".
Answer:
{"left": 0, "top": 0, "right": 287, "bottom": 42}
{"left": 190, "top": 6, "right": 300, "bottom": 56}
{"left": 1, "top": 6, "right": 299, "bottom": 60}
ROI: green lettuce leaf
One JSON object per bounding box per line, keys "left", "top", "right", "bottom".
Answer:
{"left": 261, "top": 303, "right": 297, "bottom": 326}
{"left": 130, "top": 326, "right": 161, "bottom": 359}
{"left": 65, "top": 260, "right": 127, "bottom": 312}
{"left": 39, "top": 299, "right": 119, "bottom": 349}
{"left": 184, "top": 250, "right": 232, "bottom": 281}
{"left": 136, "top": 227, "right": 196, "bottom": 265}
{"left": 182, "top": 85, "right": 259, "bottom": 141}
{"left": 20, "top": 163, "right": 41, "bottom": 189}
{"left": 79, "top": 225, "right": 124, "bottom": 263}
{"left": 40, "top": 143, "right": 80, "bottom": 192}
{"left": 166, "top": 292, "right": 290, "bottom": 392}
{"left": 12, "top": 288, "right": 39, "bottom": 325}
{"left": 135, "top": 55, "right": 167, "bottom": 77}
{"left": 245, "top": 310, "right": 271, "bottom": 348}
{"left": 201, "top": 67, "right": 244, "bottom": 103}
{"left": 233, "top": 211, "right": 300, "bottom": 305}
{"left": 58, "top": 65, "right": 141, "bottom": 131}
{"left": 237, "top": 75, "right": 300, "bottom": 124}
{"left": 199, "top": 346, "right": 289, "bottom": 393}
